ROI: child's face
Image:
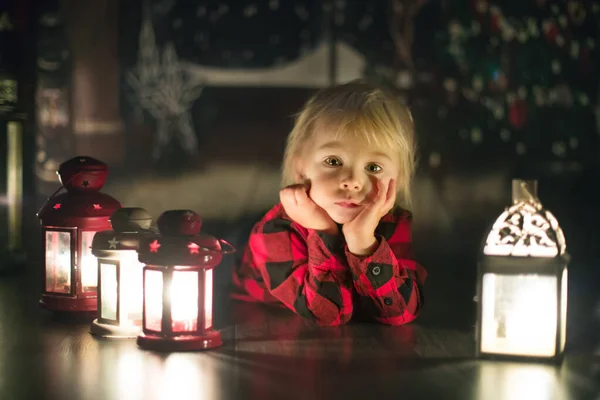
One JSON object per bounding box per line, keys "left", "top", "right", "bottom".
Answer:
{"left": 296, "top": 128, "right": 399, "bottom": 224}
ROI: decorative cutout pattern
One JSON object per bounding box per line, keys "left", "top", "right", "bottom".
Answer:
{"left": 484, "top": 202, "right": 566, "bottom": 257}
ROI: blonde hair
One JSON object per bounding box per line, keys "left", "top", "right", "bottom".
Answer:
{"left": 281, "top": 80, "right": 417, "bottom": 209}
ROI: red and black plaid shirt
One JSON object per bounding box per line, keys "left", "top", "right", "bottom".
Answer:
{"left": 232, "top": 203, "right": 427, "bottom": 326}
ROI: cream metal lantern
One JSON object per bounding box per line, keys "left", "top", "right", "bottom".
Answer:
{"left": 476, "top": 179, "right": 568, "bottom": 361}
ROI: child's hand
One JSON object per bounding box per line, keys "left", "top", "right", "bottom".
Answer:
{"left": 280, "top": 183, "right": 338, "bottom": 235}
{"left": 343, "top": 179, "right": 396, "bottom": 256}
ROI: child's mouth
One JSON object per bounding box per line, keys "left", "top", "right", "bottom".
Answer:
{"left": 335, "top": 201, "right": 360, "bottom": 209}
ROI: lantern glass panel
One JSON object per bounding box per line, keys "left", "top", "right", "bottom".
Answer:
{"left": 120, "top": 252, "right": 144, "bottom": 326}
{"left": 81, "top": 231, "right": 98, "bottom": 292}
{"left": 144, "top": 269, "right": 163, "bottom": 331}
{"left": 100, "top": 262, "right": 118, "bottom": 321}
{"left": 45, "top": 230, "right": 72, "bottom": 293}
{"left": 560, "top": 268, "right": 567, "bottom": 353}
{"left": 204, "top": 269, "right": 213, "bottom": 330}
{"left": 171, "top": 270, "right": 199, "bottom": 332}
{"left": 481, "top": 273, "right": 557, "bottom": 357}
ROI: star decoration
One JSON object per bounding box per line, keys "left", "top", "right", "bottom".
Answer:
{"left": 108, "top": 237, "right": 119, "bottom": 249}
{"left": 53, "top": 203, "right": 61, "bottom": 210}
{"left": 188, "top": 242, "right": 200, "bottom": 254}
{"left": 82, "top": 180, "right": 89, "bottom": 187}
{"left": 93, "top": 204, "right": 102, "bottom": 210}
{"left": 149, "top": 240, "right": 161, "bottom": 252}
{"left": 183, "top": 211, "right": 194, "bottom": 220}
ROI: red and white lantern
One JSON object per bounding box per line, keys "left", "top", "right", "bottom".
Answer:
{"left": 37, "top": 156, "right": 121, "bottom": 312}
{"left": 136, "top": 210, "right": 235, "bottom": 351}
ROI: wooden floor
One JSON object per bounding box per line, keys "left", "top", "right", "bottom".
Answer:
{"left": 4, "top": 136, "right": 600, "bottom": 399}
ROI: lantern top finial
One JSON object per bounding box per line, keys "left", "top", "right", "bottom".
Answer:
{"left": 156, "top": 209, "right": 203, "bottom": 236}
{"left": 58, "top": 156, "right": 108, "bottom": 192}
{"left": 110, "top": 207, "right": 153, "bottom": 232}
{"left": 92, "top": 208, "right": 154, "bottom": 257}
{"left": 512, "top": 179, "right": 538, "bottom": 205}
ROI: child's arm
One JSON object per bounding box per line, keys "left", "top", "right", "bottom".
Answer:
{"left": 248, "top": 215, "right": 353, "bottom": 326}
{"left": 345, "top": 209, "right": 427, "bottom": 326}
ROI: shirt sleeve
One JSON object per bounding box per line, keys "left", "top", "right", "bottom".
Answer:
{"left": 248, "top": 216, "right": 354, "bottom": 326}
{"left": 345, "top": 209, "right": 427, "bottom": 326}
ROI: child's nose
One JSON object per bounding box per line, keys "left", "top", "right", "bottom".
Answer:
{"left": 339, "top": 173, "right": 362, "bottom": 191}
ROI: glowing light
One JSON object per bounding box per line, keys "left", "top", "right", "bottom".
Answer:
{"left": 80, "top": 231, "right": 98, "bottom": 291}
{"left": 481, "top": 273, "right": 559, "bottom": 357}
{"left": 93, "top": 204, "right": 102, "bottom": 210}
{"left": 204, "top": 269, "right": 213, "bottom": 330}
{"left": 171, "top": 270, "right": 199, "bottom": 332}
{"left": 144, "top": 270, "right": 163, "bottom": 331}
{"left": 100, "top": 263, "right": 118, "bottom": 320}
{"left": 53, "top": 203, "right": 61, "bottom": 210}
{"left": 119, "top": 253, "right": 145, "bottom": 326}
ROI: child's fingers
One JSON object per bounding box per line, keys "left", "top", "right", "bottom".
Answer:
{"left": 386, "top": 179, "right": 396, "bottom": 200}
{"left": 375, "top": 179, "right": 387, "bottom": 205}
{"left": 294, "top": 185, "right": 310, "bottom": 205}
{"left": 382, "top": 179, "right": 396, "bottom": 212}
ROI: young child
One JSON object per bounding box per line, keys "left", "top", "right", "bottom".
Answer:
{"left": 232, "top": 80, "right": 427, "bottom": 326}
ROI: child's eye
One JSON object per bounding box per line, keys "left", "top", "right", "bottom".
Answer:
{"left": 324, "top": 157, "right": 342, "bottom": 167}
{"left": 365, "top": 163, "right": 382, "bottom": 173}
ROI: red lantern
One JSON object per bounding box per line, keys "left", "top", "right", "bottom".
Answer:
{"left": 37, "top": 156, "right": 121, "bottom": 312}
{"left": 90, "top": 208, "right": 153, "bottom": 338}
{"left": 136, "top": 210, "right": 235, "bottom": 351}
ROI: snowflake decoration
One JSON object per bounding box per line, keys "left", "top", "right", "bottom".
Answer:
{"left": 126, "top": 8, "right": 205, "bottom": 160}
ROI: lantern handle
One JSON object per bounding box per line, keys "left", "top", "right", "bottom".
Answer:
{"left": 45, "top": 171, "right": 85, "bottom": 201}
{"left": 520, "top": 181, "right": 540, "bottom": 204}
{"left": 217, "top": 239, "right": 236, "bottom": 254}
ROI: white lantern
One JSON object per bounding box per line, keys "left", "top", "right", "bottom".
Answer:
{"left": 90, "top": 208, "right": 153, "bottom": 338}
{"left": 476, "top": 179, "right": 568, "bottom": 361}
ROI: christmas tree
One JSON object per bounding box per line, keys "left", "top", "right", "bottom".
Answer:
{"left": 417, "top": 0, "right": 599, "bottom": 171}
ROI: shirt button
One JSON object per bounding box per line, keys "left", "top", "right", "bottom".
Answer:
{"left": 384, "top": 297, "right": 393, "bottom": 306}
{"left": 371, "top": 266, "right": 381, "bottom": 276}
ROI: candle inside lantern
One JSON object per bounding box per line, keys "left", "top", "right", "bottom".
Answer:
{"left": 120, "top": 252, "right": 145, "bottom": 324}
{"left": 81, "top": 231, "right": 98, "bottom": 291}
{"left": 170, "top": 270, "right": 199, "bottom": 332}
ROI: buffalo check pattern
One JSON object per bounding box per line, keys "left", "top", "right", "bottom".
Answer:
{"left": 232, "top": 203, "right": 427, "bottom": 326}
